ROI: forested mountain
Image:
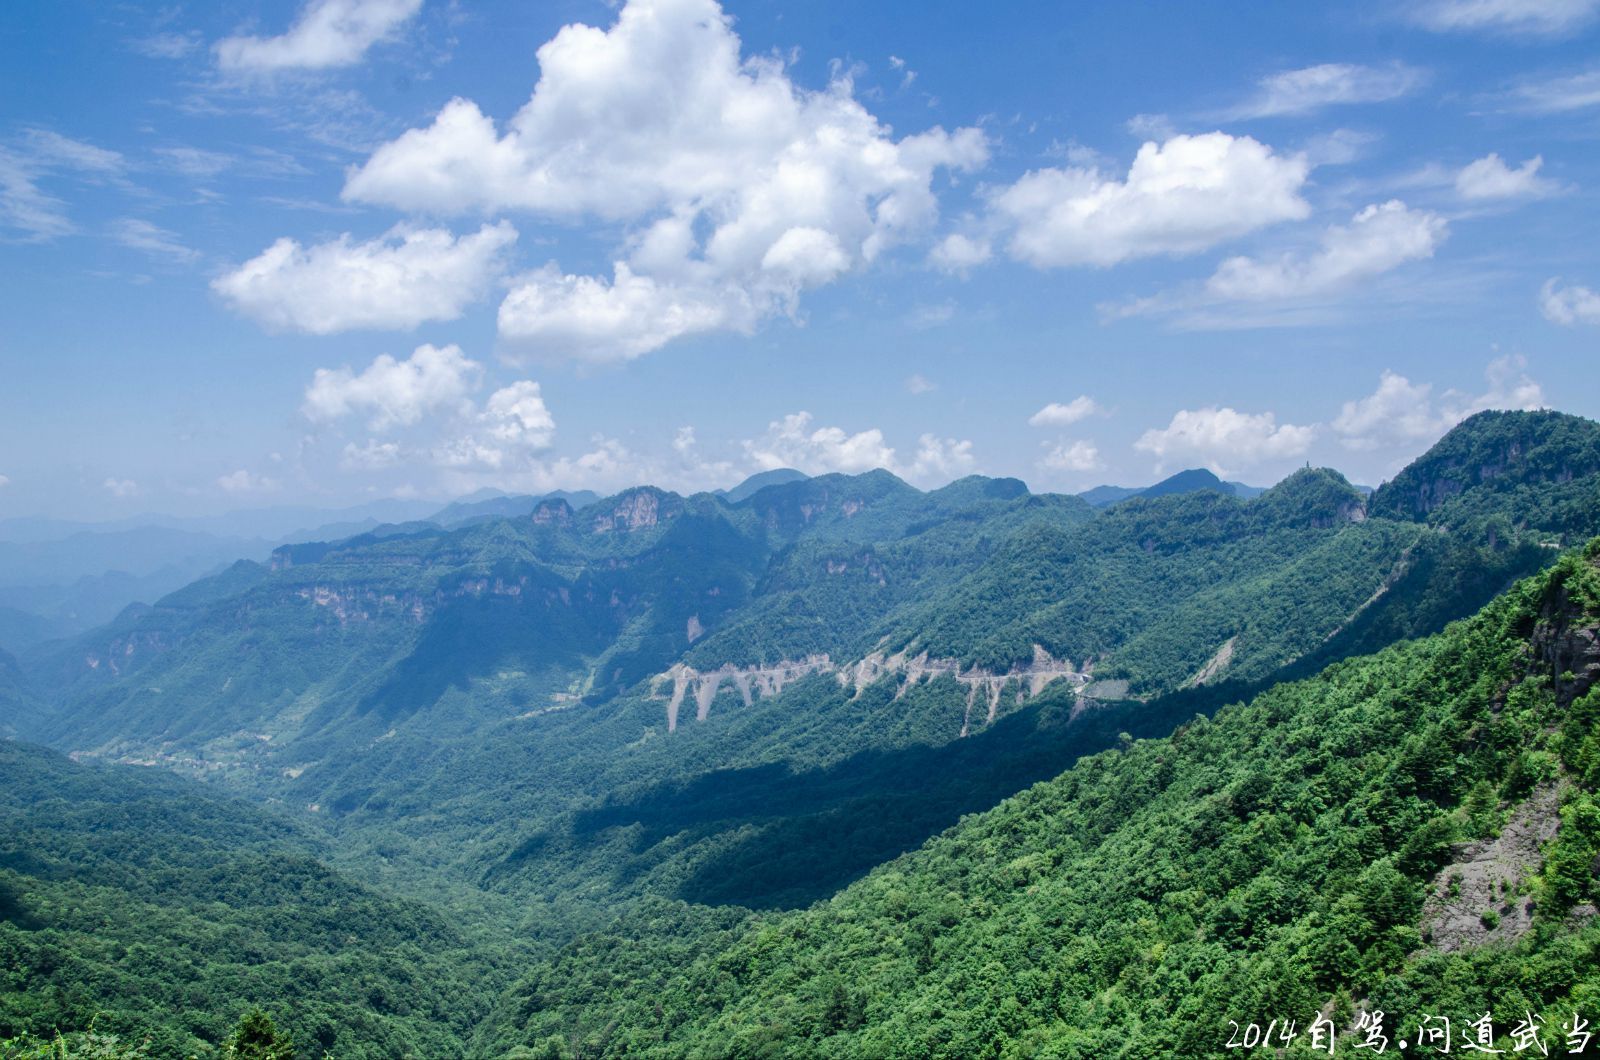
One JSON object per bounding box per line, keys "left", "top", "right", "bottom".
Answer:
{"left": 476, "top": 541, "right": 1600, "bottom": 1058}
{"left": 30, "top": 412, "right": 1595, "bottom": 777}
{"left": 7, "top": 409, "right": 1600, "bottom": 1056}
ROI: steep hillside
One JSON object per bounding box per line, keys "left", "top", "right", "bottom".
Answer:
{"left": 884, "top": 468, "right": 1389, "bottom": 680}
{"left": 0, "top": 741, "right": 513, "bottom": 1058}
{"left": 477, "top": 542, "right": 1600, "bottom": 1058}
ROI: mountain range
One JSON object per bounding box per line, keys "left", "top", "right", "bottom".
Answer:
{"left": 5, "top": 409, "right": 1600, "bottom": 1056}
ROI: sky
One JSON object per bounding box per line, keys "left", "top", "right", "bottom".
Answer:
{"left": 2, "top": 0, "right": 1598, "bottom": 519}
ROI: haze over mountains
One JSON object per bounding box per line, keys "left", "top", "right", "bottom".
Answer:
{"left": 0, "top": 465, "right": 1287, "bottom": 656}
{"left": 5, "top": 409, "right": 1600, "bottom": 1055}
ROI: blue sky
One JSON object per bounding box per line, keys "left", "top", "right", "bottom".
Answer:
{"left": 2, "top": 0, "right": 1598, "bottom": 519}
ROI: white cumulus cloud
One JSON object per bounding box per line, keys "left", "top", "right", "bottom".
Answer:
{"left": 1542, "top": 278, "right": 1600, "bottom": 324}
{"left": 1040, "top": 439, "right": 1102, "bottom": 473}
{"left": 214, "top": 222, "right": 516, "bottom": 334}
{"left": 929, "top": 232, "right": 992, "bottom": 273}
{"left": 1333, "top": 358, "right": 1545, "bottom": 452}
{"left": 989, "top": 132, "right": 1311, "bottom": 268}
{"left": 102, "top": 477, "right": 140, "bottom": 498}
{"left": 343, "top": 0, "right": 986, "bottom": 361}
{"left": 1465, "top": 354, "right": 1546, "bottom": 414}
{"left": 303, "top": 343, "right": 482, "bottom": 431}
{"left": 1029, "top": 396, "right": 1103, "bottom": 427}
{"left": 744, "top": 412, "right": 899, "bottom": 476}
{"left": 479, "top": 380, "right": 556, "bottom": 450}
{"left": 1455, "top": 153, "right": 1557, "bottom": 200}
{"left": 740, "top": 411, "right": 975, "bottom": 485}
{"left": 340, "top": 440, "right": 404, "bottom": 471}
{"left": 217, "top": 469, "right": 280, "bottom": 494}
{"left": 1135, "top": 407, "right": 1315, "bottom": 474}
{"left": 497, "top": 263, "right": 746, "bottom": 362}
{"left": 1332, "top": 371, "right": 1453, "bottom": 451}
{"left": 215, "top": 0, "right": 422, "bottom": 74}
{"left": 909, "top": 435, "right": 977, "bottom": 480}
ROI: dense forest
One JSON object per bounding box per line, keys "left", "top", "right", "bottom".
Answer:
{"left": 475, "top": 542, "right": 1600, "bottom": 1056}
{"left": 5, "top": 410, "right": 1600, "bottom": 1056}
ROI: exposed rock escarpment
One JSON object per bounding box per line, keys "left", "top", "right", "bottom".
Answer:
{"left": 652, "top": 646, "right": 1087, "bottom": 733}
{"left": 531, "top": 499, "right": 573, "bottom": 526}
{"left": 1532, "top": 575, "right": 1600, "bottom": 707}
{"left": 591, "top": 487, "right": 682, "bottom": 534}
{"left": 1419, "top": 783, "right": 1562, "bottom": 953}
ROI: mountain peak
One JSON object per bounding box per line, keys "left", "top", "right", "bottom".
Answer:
{"left": 1369, "top": 409, "right": 1600, "bottom": 523}
{"left": 1252, "top": 466, "right": 1366, "bottom": 528}
{"left": 1080, "top": 468, "right": 1260, "bottom": 508}
{"left": 723, "top": 468, "right": 809, "bottom": 504}
{"left": 1141, "top": 467, "right": 1225, "bottom": 499}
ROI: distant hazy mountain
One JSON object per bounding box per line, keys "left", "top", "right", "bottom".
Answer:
{"left": 720, "top": 467, "right": 809, "bottom": 503}
{"left": 0, "top": 498, "right": 444, "bottom": 544}
{"left": 0, "top": 497, "right": 465, "bottom": 651}
{"left": 1079, "top": 467, "right": 1263, "bottom": 507}
{"left": 428, "top": 489, "right": 601, "bottom": 528}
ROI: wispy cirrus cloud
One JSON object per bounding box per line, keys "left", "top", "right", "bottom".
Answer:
{"left": 215, "top": 0, "right": 423, "bottom": 75}
{"left": 1111, "top": 201, "right": 1447, "bottom": 328}
{"left": 1408, "top": 0, "right": 1600, "bottom": 36}
{"left": 110, "top": 219, "right": 201, "bottom": 264}
{"left": 1226, "top": 63, "right": 1427, "bottom": 119}
{"left": 0, "top": 130, "right": 126, "bottom": 242}
{"left": 1499, "top": 67, "right": 1600, "bottom": 113}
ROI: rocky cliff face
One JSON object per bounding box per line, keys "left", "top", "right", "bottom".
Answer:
{"left": 652, "top": 645, "right": 1088, "bottom": 733}
{"left": 591, "top": 488, "right": 683, "bottom": 534}
{"left": 531, "top": 499, "right": 573, "bottom": 526}
{"left": 1532, "top": 572, "right": 1600, "bottom": 707}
